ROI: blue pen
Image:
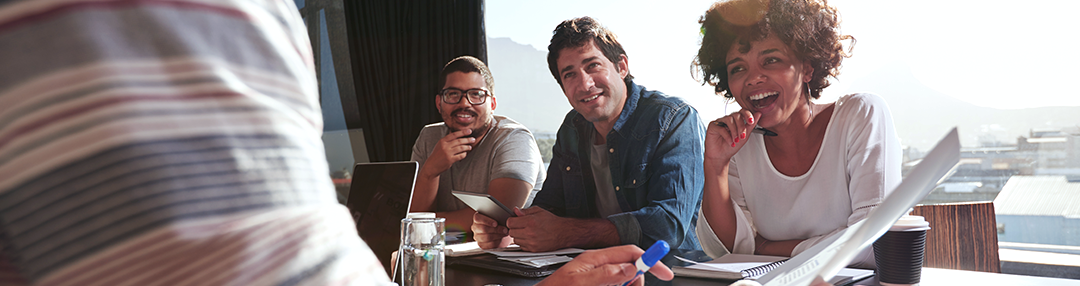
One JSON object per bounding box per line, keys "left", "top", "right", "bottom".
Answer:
{"left": 621, "top": 240, "right": 670, "bottom": 286}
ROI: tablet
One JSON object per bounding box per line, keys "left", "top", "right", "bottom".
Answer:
{"left": 452, "top": 191, "right": 516, "bottom": 226}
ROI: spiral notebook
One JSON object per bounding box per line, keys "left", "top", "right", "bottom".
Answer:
{"left": 674, "top": 253, "right": 872, "bottom": 284}
{"left": 673, "top": 254, "right": 790, "bottom": 280}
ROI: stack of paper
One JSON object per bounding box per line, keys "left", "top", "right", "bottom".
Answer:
{"left": 484, "top": 245, "right": 585, "bottom": 268}
{"left": 446, "top": 241, "right": 484, "bottom": 257}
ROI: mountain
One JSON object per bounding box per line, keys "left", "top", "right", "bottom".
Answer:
{"left": 487, "top": 37, "right": 1080, "bottom": 149}
{"left": 848, "top": 63, "right": 1080, "bottom": 150}
{"left": 487, "top": 37, "right": 571, "bottom": 134}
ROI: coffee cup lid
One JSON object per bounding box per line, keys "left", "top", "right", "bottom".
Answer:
{"left": 890, "top": 215, "right": 930, "bottom": 231}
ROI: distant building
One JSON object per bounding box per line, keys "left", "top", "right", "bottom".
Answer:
{"left": 917, "top": 146, "right": 1024, "bottom": 204}
{"left": 1021, "top": 128, "right": 1080, "bottom": 173}
{"left": 994, "top": 176, "right": 1080, "bottom": 247}
{"left": 915, "top": 127, "right": 1080, "bottom": 204}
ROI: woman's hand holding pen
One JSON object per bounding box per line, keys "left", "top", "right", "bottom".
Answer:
{"left": 705, "top": 109, "right": 762, "bottom": 164}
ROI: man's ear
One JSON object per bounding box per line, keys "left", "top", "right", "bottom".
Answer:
{"left": 435, "top": 95, "right": 443, "bottom": 113}
{"left": 616, "top": 54, "right": 629, "bottom": 79}
{"left": 490, "top": 95, "right": 497, "bottom": 110}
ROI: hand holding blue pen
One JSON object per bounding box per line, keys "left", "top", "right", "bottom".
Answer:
{"left": 533, "top": 243, "right": 673, "bottom": 286}
{"left": 621, "top": 240, "right": 670, "bottom": 286}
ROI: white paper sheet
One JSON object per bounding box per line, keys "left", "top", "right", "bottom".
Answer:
{"left": 757, "top": 128, "right": 960, "bottom": 286}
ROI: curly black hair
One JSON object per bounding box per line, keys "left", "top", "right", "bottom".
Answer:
{"left": 694, "top": 0, "right": 854, "bottom": 99}
{"left": 440, "top": 55, "right": 494, "bottom": 94}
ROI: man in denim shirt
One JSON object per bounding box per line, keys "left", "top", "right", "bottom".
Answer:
{"left": 472, "top": 16, "right": 705, "bottom": 252}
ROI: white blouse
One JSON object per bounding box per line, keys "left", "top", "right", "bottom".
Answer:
{"left": 697, "top": 93, "right": 902, "bottom": 268}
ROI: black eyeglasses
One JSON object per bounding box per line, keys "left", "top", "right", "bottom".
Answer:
{"left": 439, "top": 88, "right": 490, "bottom": 105}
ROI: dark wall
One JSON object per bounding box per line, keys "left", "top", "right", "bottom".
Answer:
{"left": 343, "top": 0, "right": 487, "bottom": 162}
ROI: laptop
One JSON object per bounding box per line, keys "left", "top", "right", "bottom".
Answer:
{"left": 756, "top": 128, "right": 961, "bottom": 286}
{"left": 344, "top": 161, "right": 419, "bottom": 276}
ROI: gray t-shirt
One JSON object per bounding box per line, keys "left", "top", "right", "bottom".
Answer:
{"left": 411, "top": 115, "right": 546, "bottom": 211}
{"left": 591, "top": 142, "right": 621, "bottom": 218}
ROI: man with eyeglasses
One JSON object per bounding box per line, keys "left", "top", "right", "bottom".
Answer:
{"left": 409, "top": 56, "right": 546, "bottom": 234}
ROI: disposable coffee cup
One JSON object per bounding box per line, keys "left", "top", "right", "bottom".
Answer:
{"left": 874, "top": 215, "right": 930, "bottom": 286}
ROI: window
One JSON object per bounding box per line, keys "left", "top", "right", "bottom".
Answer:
{"left": 486, "top": 0, "right": 1080, "bottom": 276}
{"left": 296, "top": 0, "right": 368, "bottom": 203}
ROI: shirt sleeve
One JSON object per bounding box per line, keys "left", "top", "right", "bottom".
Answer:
{"left": 791, "top": 94, "right": 901, "bottom": 268}
{"left": 411, "top": 126, "right": 433, "bottom": 165}
{"left": 724, "top": 158, "right": 761, "bottom": 255}
{"left": 489, "top": 128, "right": 543, "bottom": 189}
{"left": 608, "top": 103, "right": 706, "bottom": 249}
{"left": 531, "top": 119, "right": 574, "bottom": 216}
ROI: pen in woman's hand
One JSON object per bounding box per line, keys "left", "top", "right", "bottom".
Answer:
{"left": 715, "top": 121, "right": 778, "bottom": 137}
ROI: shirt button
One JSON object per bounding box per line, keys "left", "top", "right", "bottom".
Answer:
{"left": 609, "top": 148, "right": 614, "bottom": 153}
{"left": 615, "top": 186, "right": 620, "bottom": 191}
{"left": 565, "top": 166, "right": 571, "bottom": 171}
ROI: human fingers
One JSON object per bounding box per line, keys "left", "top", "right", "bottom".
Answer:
{"left": 446, "top": 128, "right": 472, "bottom": 139}
{"left": 439, "top": 130, "right": 476, "bottom": 150}
{"left": 576, "top": 245, "right": 673, "bottom": 282}
{"left": 648, "top": 261, "right": 674, "bottom": 281}
{"left": 737, "top": 109, "right": 758, "bottom": 139}
{"left": 446, "top": 137, "right": 476, "bottom": 149}
{"left": 558, "top": 246, "right": 647, "bottom": 285}
{"left": 472, "top": 212, "right": 498, "bottom": 228}
{"left": 577, "top": 246, "right": 673, "bottom": 281}
{"left": 442, "top": 140, "right": 473, "bottom": 155}
{"left": 474, "top": 232, "right": 508, "bottom": 249}
{"left": 715, "top": 114, "right": 743, "bottom": 147}
{"left": 576, "top": 245, "right": 645, "bottom": 265}
{"left": 505, "top": 212, "right": 527, "bottom": 229}
{"left": 517, "top": 206, "right": 548, "bottom": 216}
{"left": 579, "top": 263, "right": 639, "bottom": 286}
{"left": 472, "top": 222, "right": 507, "bottom": 237}
{"left": 708, "top": 118, "right": 736, "bottom": 148}
{"left": 537, "top": 256, "right": 636, "bottom": 286}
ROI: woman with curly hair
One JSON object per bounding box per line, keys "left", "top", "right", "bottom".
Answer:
{"left": 693, "top": 0, "right": 901, "bottom": 268}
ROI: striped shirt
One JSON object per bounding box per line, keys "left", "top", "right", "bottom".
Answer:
{"left": 0, "top": 0, "right": 392, "bottom": 285}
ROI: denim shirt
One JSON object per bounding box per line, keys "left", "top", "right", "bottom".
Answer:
{"left": 533, "top": 81, "right": 705, "bottom": 251}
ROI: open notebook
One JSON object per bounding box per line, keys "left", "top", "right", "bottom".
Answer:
{"left": 674, "top": 254, "right": 872, "bottom": 285}
{"left": 674, "top": 254, "right": 790, "bottom": 280}
{"left": 754, "top": 128, "right": 961, "bottom": 286}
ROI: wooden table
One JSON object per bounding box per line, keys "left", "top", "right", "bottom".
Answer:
{"left": 446, "top": 265, "right": 1080, "bottom": 286}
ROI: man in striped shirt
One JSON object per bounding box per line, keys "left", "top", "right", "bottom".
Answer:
{"left": 0, "top": 0, "right": 391, "bottom": 285}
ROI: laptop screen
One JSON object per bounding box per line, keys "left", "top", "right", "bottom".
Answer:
{"left": 345, "top": 161, "right": 418, "bottom": 275}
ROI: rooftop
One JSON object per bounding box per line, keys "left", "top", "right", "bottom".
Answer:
{"left": 994, "top": 176, "right": 1080, "bottom": 217}
{"left": 1026, "top": 137, "right": 1068, "bottom": 144}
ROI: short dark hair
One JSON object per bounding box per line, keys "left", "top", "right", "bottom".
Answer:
{"left": 694, "top": 0, "right": 854, "bottom": 99}
{"left": 546, "top": 16, "right": 633, "bottom": 87}
{"left": 439, "top": 55, "right": 494, "bottom": 94}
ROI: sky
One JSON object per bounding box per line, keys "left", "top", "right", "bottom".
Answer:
{"left": 485, "top": 0, "right": 1080, "bottom": 121}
